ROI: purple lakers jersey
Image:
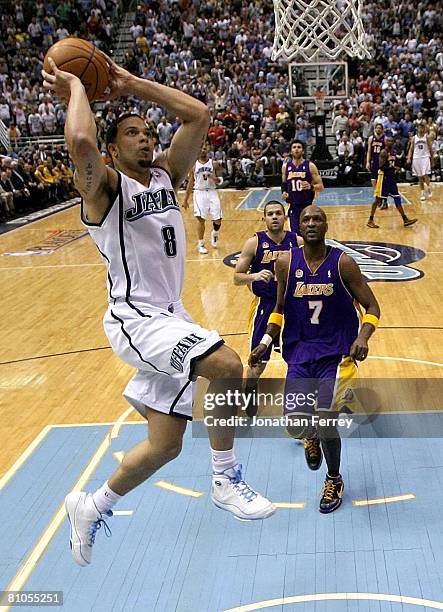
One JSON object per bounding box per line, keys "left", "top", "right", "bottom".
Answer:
{"left": 282, "top": 246, "right": 360, "bottom": 364}
{"left": 371, "top": 135, "right": 385, "bottom": 170}
{"left": 379, "top": 151, "right": 396, "bottom": 179}
{"left": 284, "top": 159, "right": 314, "bottom": 209}
{"left": 251, "top": 231, "right": 297, "bottom": 299}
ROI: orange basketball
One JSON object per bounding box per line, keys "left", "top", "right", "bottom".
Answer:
{"left": 43, "top": 38, "right": 109, "bottom": 103}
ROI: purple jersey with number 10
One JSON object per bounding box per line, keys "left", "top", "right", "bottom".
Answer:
{"left": 282, "top": 246, "right": 360, "bottom": 364}
{"left": 284, "top": 159, "right": 314, "bottom": 209}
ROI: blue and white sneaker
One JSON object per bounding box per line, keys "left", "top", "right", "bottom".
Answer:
{"left": 65, "top": 492, "right": 112, "bottom": 566}
{"left": 211, "top": 464, "right": 275, "bottom": 520}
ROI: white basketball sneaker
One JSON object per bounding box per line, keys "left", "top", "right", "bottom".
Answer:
{"left": 211, "top": 464, "right": 275, "bottom": 520}
{"left": 420, "top": 191, "right": 426, "bottom": 201}
{"left": 210, "top": 230, "right": 218, "bottom": 248}
{"left": 198, "top": 242, "right": 208, "bottom": 254}
{"left": 65, "top": 491, "right": 112, "bottom": 566}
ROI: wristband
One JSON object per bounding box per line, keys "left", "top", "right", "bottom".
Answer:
{"left": 268, "top": 312, "right": 283, "bottom": 327}
{"left": 362, "top": 314, "right": 379, "bottom": 328}
{"left": 260, "top": 333, "right": 273, "bottom": 348}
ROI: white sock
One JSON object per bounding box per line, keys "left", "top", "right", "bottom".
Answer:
{"left": 211, "top": 447, "right": 237, "bottom": 474}
{"left": 92, "top": 481, "right": 122, "bottom": 514}
{"left": 198, "top": 239, "right": 204, "bottom": 246}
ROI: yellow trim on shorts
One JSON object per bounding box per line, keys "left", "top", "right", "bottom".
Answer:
{"left": 247, "top": 295, "right": 260, "bottom": 338}
{"left": 374, "top": 170, "right": 384, "bottom": 198}
{"left": 332, "top": 356, "right": 358, "bottom": 412}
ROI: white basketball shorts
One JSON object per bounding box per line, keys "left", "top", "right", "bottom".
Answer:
{"left": 412, "top": 157, "right": 431, "bottom": 177}
{"left": 193, "top": 190, "right": 222, "bottom": 220}
{"left": 103, "top": 299, "right": 223, "bottom": 420}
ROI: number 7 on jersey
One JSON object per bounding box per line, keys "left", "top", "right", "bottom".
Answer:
{"left": 308, "top": 300, "right": 323, "bottom": 324}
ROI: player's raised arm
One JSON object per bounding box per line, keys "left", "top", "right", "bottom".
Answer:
{"left": 233, "top": 236, "right": 262, "bottom": 285}
{"left": 103, "top": 59, "right": 209, "bottom": 190}
{"left": 248, "top": 251, "right": 289, "bottom": 366}
{"left": 309, "top": 161, "right": 324, "bottom": 195}
{"left": 339, "top": 253, "right": 381, "bottom": 361}
{"left": 42, "top": 58, "right": 116, "bottom": 223}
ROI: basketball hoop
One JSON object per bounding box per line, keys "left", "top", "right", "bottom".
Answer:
{"left": 272, "top": 0, "right": 371, "bottom": 62}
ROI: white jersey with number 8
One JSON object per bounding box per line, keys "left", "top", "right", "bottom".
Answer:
{"left": 83, "top": 167, "right": 185, "bottom": 306}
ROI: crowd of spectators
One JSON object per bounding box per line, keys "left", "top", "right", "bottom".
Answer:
{"left": 0, "top": 0, "right": 120, "bottom": 137}
{"left": 0, "top": 144, "right": 75, "bottom": 221}
{"left": 0, "top": 0, "right": 442, "bottom": 219}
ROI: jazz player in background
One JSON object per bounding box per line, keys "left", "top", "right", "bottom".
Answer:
{"left": 42, "top": 56, "right": 274, "bottom": 567}
{"left": 367, "top": 132, "right": 417, "bottom": 228}
{"left": 183, "top": 143, "right": 222, "bottom": 254}
{"left": 249, "top": 205, "right": 381, "bottom": 513}
{"left": 234, "top": 201, "right": 299, "bottom": 415}
{"left": 407, "top": 122, "right": 433, "bottom": 201}
{"left": 281, "top": 139, "right": 324, "bottom": 234}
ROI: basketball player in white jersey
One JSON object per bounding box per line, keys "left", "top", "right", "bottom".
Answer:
{"left": 42, "top": 57, "right": 274, "bottom": 566}
{"left": 407, "top": 122, "right": 433, "bottom": 200}
{"left": 183, "top": 143, "right": 222, "bottom": 254}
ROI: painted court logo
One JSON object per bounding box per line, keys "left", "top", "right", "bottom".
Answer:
{"left": 223, "top": 240, "right": 425, "bottom": 282}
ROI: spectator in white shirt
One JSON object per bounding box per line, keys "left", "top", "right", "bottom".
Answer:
{"left": 156, "top": 116, "right": 174, "bottom": 150}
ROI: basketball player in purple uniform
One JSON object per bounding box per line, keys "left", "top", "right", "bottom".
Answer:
{"left": 249, "top": 205, "right": 381, "bottom": 513}
{"left": 366, "top": 123, "right": 385, "bottom": 188}
{"left": 281, "top": 140, "right": 323, "bottom": 234}
{"left": 367, "top": 133, "right": 417, "bottom": 228}
{"left": 234, "top": 201, "right": 299, "bottom": 415}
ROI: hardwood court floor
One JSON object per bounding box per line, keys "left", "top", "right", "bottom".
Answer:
{"left": 0, "top": 185, "right": 442, "bottom": 477}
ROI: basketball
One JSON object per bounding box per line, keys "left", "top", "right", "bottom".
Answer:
{"left": 43, "top": 38, "right": 109, "bottom": 103}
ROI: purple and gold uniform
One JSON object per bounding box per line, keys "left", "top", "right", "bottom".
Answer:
{"left": 284, "top": 159, "right": 314, "bottom": 233}
{"left": 248, "top": 230, "right": 297, "bottom": 361}
{"left": 374, "top": 150, "right": 400, "bottom": 201}
{"left": 282, "top": 246, "right": 360, "bottom": 413}
{"left": 370, "top": 134, "right": 385, "bottom": 181}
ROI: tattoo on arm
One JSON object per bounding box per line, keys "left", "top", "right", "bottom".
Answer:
{"left": 84, "top": 162, "right": 93, "bottom": 194}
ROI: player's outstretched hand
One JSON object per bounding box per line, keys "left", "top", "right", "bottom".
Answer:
{"left": 350, "top": 337, "right": 369, "bottom": 361}
{"left": 248, "top": 344, "right": 268, "bottom": 367}
{"left": 254, "top": 270, "right": 273, "bottom": 283}
{"left": 42, "top": 58, "right": 81, "bottom": 100}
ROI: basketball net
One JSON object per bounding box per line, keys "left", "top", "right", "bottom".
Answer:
{"left": 272, "top": 0, "right": 371, "bottom": 62}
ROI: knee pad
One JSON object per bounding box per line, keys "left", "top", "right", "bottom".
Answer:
{"left": 213, "top": 221, "right": 221, "bottom": 231}
{"left": 393, "top": 195, "right": 402, "bottom": 208}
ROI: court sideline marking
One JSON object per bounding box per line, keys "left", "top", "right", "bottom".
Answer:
{"left": 2, "top": 407, "right": 134, "bottom": 608}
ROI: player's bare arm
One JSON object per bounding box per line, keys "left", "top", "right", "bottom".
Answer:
{"left": 339, "top": 253, "right": 381, "bottom": 361}
{"left": 233, "top": 236, "right": 263, "bottom": 285}
{"left": 121, "top": 79, "right": 208, "bottom": 190}
{"left": 183, "top": 170, "right": 194, "bottom": 209}
{"left": 281, "top": 159, "right": 289, "bottom": 201}
{"left": 406, "top": 136, "right": 414, "bottom": 164}
{"left": 366, "top": 135, "right": 372, "bottom": 170}
{"left": 42, "top": 58, "right": 117, "bottom": 224}
{"left": 378, "top": 148, "right": 388, "bottom": 167}
{"left": 248, "top": 251, "right": 289, "bottom": 366}
{"left": 309, "top": 161, "right": 324, "bottom": 193}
